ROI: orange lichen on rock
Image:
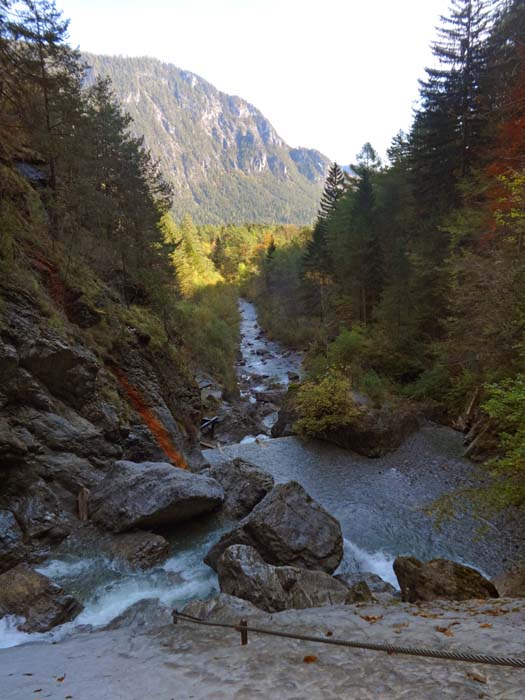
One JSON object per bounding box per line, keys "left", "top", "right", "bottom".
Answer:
{"left": 110, "top": 365, "right": 188, "bottom": 469}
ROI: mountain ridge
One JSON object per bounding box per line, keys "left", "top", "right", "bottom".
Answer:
{"left": 83, "top": 53, "right": 330, "bottom": 224}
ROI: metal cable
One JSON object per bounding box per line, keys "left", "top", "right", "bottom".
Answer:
{"left": 172, "top": 610, "right": 525, "bottom": 669}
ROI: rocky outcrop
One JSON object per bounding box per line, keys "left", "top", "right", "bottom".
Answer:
{"left": 204, "top": 481, "right": 343, "bottom": 573}
{"left": 492, "top": 568, "right": 525, "bottom": 598}
{"left": 0, "top": 510, "right": 26, "bottom": 573}
{"left": 90, "top": 460, "right": 224, "bottom": 532}
{"left": 0, "top": 564, "right": 82, "bottom": 632}
{"left": 217, "top": 545, "right": 352, "bottom": 612}
{"left": 393, "top": 557, "right": 499, "bottom": 603}
{"left": 0, "top": 279, "right": 204, "bottom": 564}
{"left": 324, "top": 403, "right": 418, "bottom": 457}
{"left": 204, "top": 458, "right": 274, "bottom": 518}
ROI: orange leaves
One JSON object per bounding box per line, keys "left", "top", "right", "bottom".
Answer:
{"left": 435, "top": 625, "right": 455, "bottom": 637}
{"left": 479, "top": 623, "right": 493, "bottom": 629}
{"left": 360, "top": 615, "right": 383, "bottom": 624}
{"left": 303, "top": 655, "right": 318, "bottom": 664}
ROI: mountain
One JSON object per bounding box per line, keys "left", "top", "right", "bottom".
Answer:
{"left": 83, "top": 54, "right": 330, "bottom": 225}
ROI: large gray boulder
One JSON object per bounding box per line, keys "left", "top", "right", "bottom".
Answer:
{"left": 217, "top": 544, "right": 352, "bottom": 613}
{"left": 205, "top": 458, "right": 274, "bottom": 518}
{"left": 90, "top": 460, "right": 224, "bottom": 532}
{"left": 0, "top": 510, "right": 25, "bottom": 573}
{"left": 204, "top": 481, "right": 343, "bottom": 573}
{"left": 0, "top": 564, "right": 82, "bottom": 632}
{"left": 492, "top": 568, "right": 525, "bottom": 598}
{"left": 393, "top": 556, "right": 499, "bottom": 603}
{"left": 335, "top": 571, "right": 398, "bottom": 601}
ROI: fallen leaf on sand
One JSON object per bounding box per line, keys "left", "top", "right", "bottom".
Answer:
{"left": 361, "top": 615, "right": 383, "bottom": 624}
{"left": 303, "top": 655, "right": 318, "bottom": 663}
{"left": 325, "top": 630, "right": 333, "bottom": 637}
{"left": 33, "top": 690, "right": 42, "bottom": 694}
{"left": 56, "top": 674, "right": 66, "bottom": 682}
{"left": 392, "top": 622, "right": 409, "bottom": 629}
{"left": 435, "top": 626, "right": 454, "bottom": 637}
{"left": 467, "top": 671, "right": 487, "bottom": 684}
{"left": 479, "top": 623, "right": 493, "bottom": 629}
{"left": 484, "top": 608, "right": 509, "bottom": 616}
{"left": 415, "top": 612, "right": 440, "bottom": 619}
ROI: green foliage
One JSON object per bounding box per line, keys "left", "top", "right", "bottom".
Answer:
{"left": 294, "top": 370, "right": 362, "bottom": 437}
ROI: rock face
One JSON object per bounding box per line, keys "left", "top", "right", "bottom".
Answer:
{"left": 90, "top": 460, "right": 224, "bottom": 532}
{"left": 393, "top": 557, "right": 499, "bottom": 603}
{"left": 0, "top": 564, "right": 82, "bottom": 632}
{"left": 0, "top": 510, "right": 26, "bottom": 573}
{"left": 492, "top": 569, "right": 525, "bottom": 598}
{"left": 182, "top": 593, "right": 265, "bottom": 624}
{"left": 217, "top": 545, "right": 351, "bottom": 613}
{"left": 204, "top": 481, "right": 343, "bottom": 573}
{"left": 204, "top": 458, "right": 274, "bottom": 518}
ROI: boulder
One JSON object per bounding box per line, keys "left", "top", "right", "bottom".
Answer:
{"left": 204, "top": 481, "right": 343, "bottom": 574}
{"left": 20, "top": 339, "right": 99, "bottom": 407}
{"left": 0, "top": 564, "right": 82, "bottom": 632}
{"left": 0, "top": 510, "right": 25, "bottom": 573}
{"left": 393, "top": 556, "right": 499, "bottom": 603}
{"left": 182, "top": 593, "right": 267, "bottom": 624}
{"left": 492, "top": 568, "right": 525, "bottom": 598}
{"left": 324, "top": 403, "right": 419, "bottom": 458}
{"left": 217, "top": 545, "right": 351, "bottom": 613}
{"left": 335, "top": 571, "right": 398, "bottom": 600}
{"left": 205, "top": 458, "right": 274, "bottom": 518}
{"left": 90, "top": 460, "right": 224, "bottom": 532}
{"left": 104, "top": 599, "right": 172, "bottom": 630}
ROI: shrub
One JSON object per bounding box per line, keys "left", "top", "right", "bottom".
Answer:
{"left": 293, "top": 369, "right": 362, "bottom": 437}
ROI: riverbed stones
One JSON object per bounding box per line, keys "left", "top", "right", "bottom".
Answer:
{"left": 204, "top": 481, "right": 343, "bottom": 573}
{"left": 217, "top": 544, "right": 352, "bottom": 612}
{"left": 393, "top": 556, "right": 499, "bottom": 602}
{"left": 0, "top": 563, "right": 82, "bottom": 632}
{"left": 90, "top": 460, "right": 224, "bottom": 532}
{"left": 204, "top": 458, "right": 274, "bottom": 517}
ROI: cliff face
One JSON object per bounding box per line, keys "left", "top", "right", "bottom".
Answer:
{"left": 0, "top": 176, "right": 203, "bottom": 572}
{"left": 83, "top": 54, "right": 330, "bottom": 224}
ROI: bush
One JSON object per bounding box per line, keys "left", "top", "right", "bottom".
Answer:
{"left": 293, "top": 369, "right": 362, "bottom": 437}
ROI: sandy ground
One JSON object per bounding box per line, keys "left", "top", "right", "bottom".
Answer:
{"left": 1, "top": 597, "right": 524, "bottom": 700}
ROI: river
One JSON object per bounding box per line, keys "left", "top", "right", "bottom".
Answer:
{"left": 0, "top": 299, "right": 520, "bottom": 648}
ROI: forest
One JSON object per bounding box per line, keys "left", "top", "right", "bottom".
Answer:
{"left": 1, "top": 0, "right": 524, "bottom": 518}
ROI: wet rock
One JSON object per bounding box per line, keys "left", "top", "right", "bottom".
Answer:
{"left": 0, "top": 563, "right": 82, "bottom": 632}
{"left": 217, "top": 544, "right": 351, "bottom": 613}
{"left": 90, "top": 460, "right": 224, "bottom": 532}
{"left": 393, "top": 556, "right": 499, "bottom": 603}
{"left": 287, "top": 371, "right": 300, "bottom": 382}
{"left": 20, "top": 339, "right": 99, "bottom": 408}
{"left": 103, "top": 530, "right": 170, "bottom": 570}
{"left": 344, "top": 580, "right": 375, "bottom": 603}
{"left": 205, "top": 458, "right": 274, "bottom": 518}
{"left": 492, "top": 568, "right": 525, "bottom": 597}
{"left": 271, "top": 389, "right": 298, "bottom": 438}
{"left": 104, "top": 599, "right": 172, "bottom": 630}
{"left": 335, "top": 571, "right": 398, "bottom": 599}
{"left": 204, "top": 481, "right": 343, "bottom": 574}
{"left": 0, "top": 510, "right": 25, "bottom": 573}
{"left": 182, "top": 593, "right": 265, "bottom": 624}
{"left": 0, "top": 338, "right": 18, "bottom": 385}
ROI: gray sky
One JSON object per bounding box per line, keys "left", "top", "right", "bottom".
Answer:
{"left": 58, "top": 0, "right": 451, "bottom": 163}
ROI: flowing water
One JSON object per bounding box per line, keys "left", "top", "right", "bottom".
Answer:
{"left": 1, "top": 298, "right": 520, "bottom": 648}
